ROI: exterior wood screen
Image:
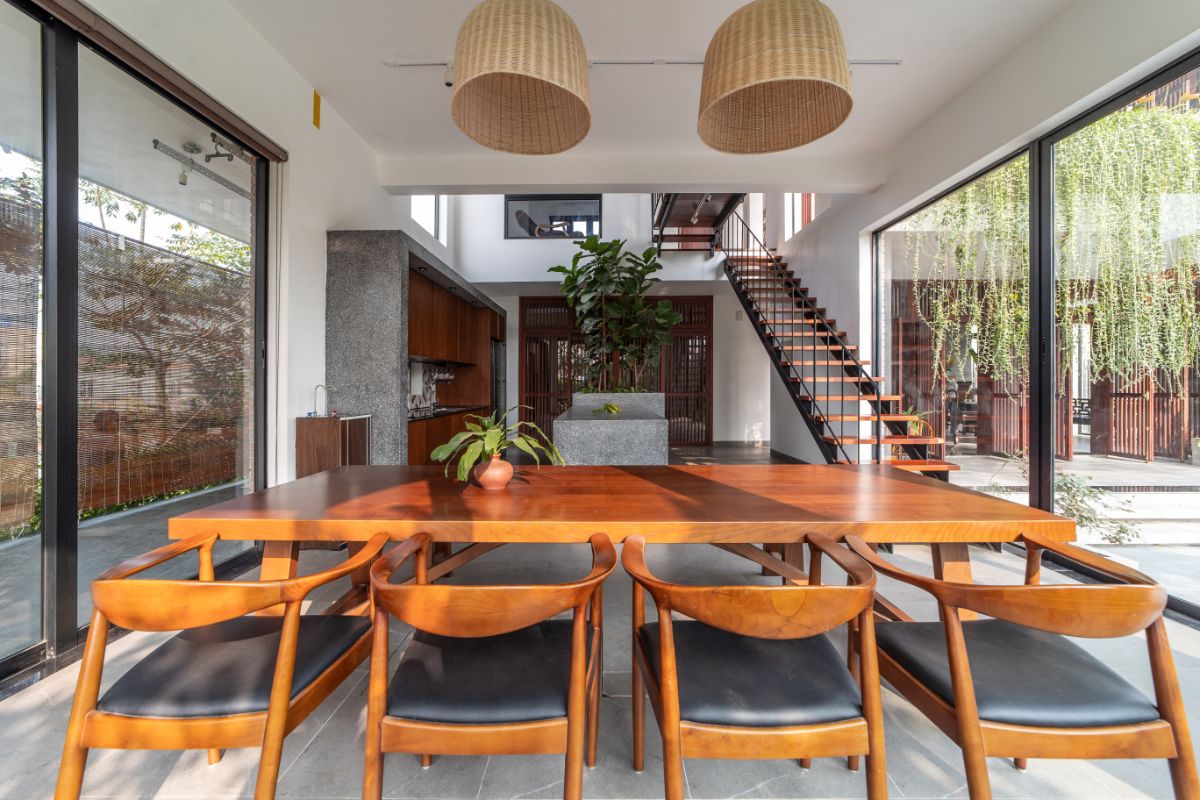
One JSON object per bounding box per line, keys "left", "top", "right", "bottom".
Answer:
{"left": 518, "top": 296, "right": 713, "bottom": 446}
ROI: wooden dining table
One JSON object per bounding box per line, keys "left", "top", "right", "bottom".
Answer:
{"left": 169, "top": 464, "right": 1073, "bottom": 609}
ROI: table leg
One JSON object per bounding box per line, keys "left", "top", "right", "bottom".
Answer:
{"left": 782, "top": 542, "right": 805, "bottom": 586}
{"left": 346, "top": 542, "right": 373, "bottom": 587}
{"left": 932, "top": 543, "right": 977, "bottom": 620}
{"left": 258, "top": 540, "right": 299, "bottom": 616}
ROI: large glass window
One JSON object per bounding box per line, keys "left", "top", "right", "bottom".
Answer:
{"left": 505, "top": 194, "right": 600, "bottom": 239}
{"left": 877, "top": 155, "right": 1031, "bottom": 500}
{"left": 0, "top": 2, "right": 43, "bottom": 659}
{"left": 1051, "top": 66, "right": 1200, "bottom": 580}
{"left": 75, "top": 47, "right": 259, "bottom": 624}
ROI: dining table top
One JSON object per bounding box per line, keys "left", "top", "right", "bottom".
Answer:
{"left": 168, "top": 463, "right": 1074, "bottom": 544}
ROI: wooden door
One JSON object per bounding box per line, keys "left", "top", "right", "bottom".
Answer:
{"left": 518, "top": 296, "right": 713, "bottom": 445}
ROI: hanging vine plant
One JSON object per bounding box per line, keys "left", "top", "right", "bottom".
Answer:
{"left": 903, "top": 100, "right": 1200, "bottom": 395}
{"left": 905, "top": 154, "right": 1030, "bottom": 386}
{"left": 1054, "top": 105, "right": 1200, "bottom": 395}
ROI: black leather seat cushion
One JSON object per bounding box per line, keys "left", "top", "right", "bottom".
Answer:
{"left": 98, "top": 615, "right": 370, "bottom": 718}
{"left": 875, "top": 619, "right": 1160, "bottom": 728}
{"left": 389, "top": 620, "right": 586, "bottom": 724}
{"left": 638, "top": 621, "right": 862, "bottom": 727}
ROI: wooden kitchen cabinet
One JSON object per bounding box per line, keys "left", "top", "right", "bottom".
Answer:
{"left": 296, "top": 415, "right": 372, "bottom": 477}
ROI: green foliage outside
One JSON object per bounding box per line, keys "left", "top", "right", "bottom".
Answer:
{"left": 905, "top": 102, "right": 1200, "bottom": 395}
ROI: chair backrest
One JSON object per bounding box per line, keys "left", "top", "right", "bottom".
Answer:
{"left": 92, "top": 533, "right": 388, "bottom": 632}
{"left": 844, "top": 535, "right": 1166, "bottom": 639}
{"left": 514, "top": 209, "right": 539, "bottom": 236}
{"left": 622, "top": 533, "right": 875, "bottom": 639}
{"left": 372, "top": 533, "right": 617, "bottom": 637}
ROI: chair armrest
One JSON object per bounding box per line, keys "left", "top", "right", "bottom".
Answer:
{"left": 844, "top": 536, "right": 944, "bottom": 595}
{"left": 369, "top": 533, "right": 432, "bottom": 587}
{"left": 282, "top": 533, "right": 389, "bottom": 602}
{"left": 1022, "top": 531, "right": 1157, "bottom": 586}
{"left": 807, "top": 533, "right": 876, "bottom": 589}
{"left": 621, "top": 535, "right": 670, "bottom": 607}
{"left": 96, "top": 532, "right": 219, "bottom": 582}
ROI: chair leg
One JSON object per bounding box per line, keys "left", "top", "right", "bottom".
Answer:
{"left": 364, "top": 608, "right": 388, "bottom": 800}
{"left": 632, "top": 661, "right": 645, "bottom": 772}
{"left": 1147, "top": 620, "right": 1200, "bottom": 800}
{"left": 56, "top": 612, "right": 109, "bottom": 800}
{"left": 208, "top": 749, "right": 223, "bottom": 766}
{"left": 662, "top": 725, "right": 685, "bottom": 800}
{"left": 586, "top": 669, "right": 600, "bottom": 768}
{"left": 254, "top": 604, "right": 302, "bottom": 800}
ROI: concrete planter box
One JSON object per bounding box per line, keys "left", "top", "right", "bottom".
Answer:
{"left": 554, "top": 392, "right": 669, "bottom": 466}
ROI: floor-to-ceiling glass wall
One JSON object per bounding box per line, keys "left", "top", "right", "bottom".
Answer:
{"left": 0, "top": 1, "right": 43, "bottom": 659}
{"left": 1051, "top": 64, "right": 1200, "bottom": 596}
{"left": 0, "top": 1, "right": 266, "bottom": 681}
{"left": 74, "top": 46, "right": 259, "bottom": 624}
{"left": 876, "top": 154, "right": 1031, "bottom": 501}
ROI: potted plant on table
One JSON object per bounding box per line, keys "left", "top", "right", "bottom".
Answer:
{"left": 430, "top": 406, "right": 564, "bottom": 490}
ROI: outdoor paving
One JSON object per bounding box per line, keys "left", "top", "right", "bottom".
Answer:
{"left": 1, "top": 542, "right": 1198, "bottom": 799}
{"left": 0, "top": 485, "right": 246, "bottom": 658}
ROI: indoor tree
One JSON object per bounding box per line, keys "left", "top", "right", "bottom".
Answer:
{"left": 550, "top": 236, "right": 682, "bottom": 391}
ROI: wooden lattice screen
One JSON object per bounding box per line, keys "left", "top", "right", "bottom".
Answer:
{"left": 518, "top": 296, "right": 713, "bottom": 446}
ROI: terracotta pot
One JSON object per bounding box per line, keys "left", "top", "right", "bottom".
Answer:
{"left": 472, "top": 454, "right": 514, "bottom": 490}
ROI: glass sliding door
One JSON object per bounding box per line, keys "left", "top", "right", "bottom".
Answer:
{"left": 877, "top": 155, "right": 1031, "bottom": 500}
{"left": 75, "top": 46, "right": 259, "bottom": 624}
{"left": 0, "top": 1, "right": 44, "bottom": 659}
{"left": 1051, "top": 64, "right": 1200, "bottom": 580}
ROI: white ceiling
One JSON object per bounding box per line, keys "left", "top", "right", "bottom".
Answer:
{"left": 229, "top": 0, "right": 1071, "bottom": 165}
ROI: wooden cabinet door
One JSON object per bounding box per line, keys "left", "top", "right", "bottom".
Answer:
{"left": 340, "top": 416, "right": 371, "bottom": 465}
{"left": 408, "top": 271, "right": 432, "bottom": 358}
{"left": 432, "top": 287, "right": 454, "bottom": 362}
{"left": 296, "top": 417, "right": 341, "bottom": 477}
{"left": 408, "top": 420, "right": 427, "bottom": 465}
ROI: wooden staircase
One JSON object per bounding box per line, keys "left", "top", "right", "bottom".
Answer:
{"left": 654, "top": 194, "right": 957, "bottom": 478}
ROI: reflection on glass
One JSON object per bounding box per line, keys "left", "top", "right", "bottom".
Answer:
{"left": 505, "top": 195, "right": 600, "bottom": 239}
{"left": 1053, "top": 67, "right": 1200, "bottom": 567}
{"left": 76, "top": 47, "right": 257, "bottom": 624}
{"left": 0, "top": 2, "right": 43, "bottom": 658}
{"left": 877, "top": 155, "right": 1031, "bottom": 500}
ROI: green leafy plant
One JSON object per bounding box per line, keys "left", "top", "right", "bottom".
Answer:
{"left": 903, "top": 99, "right": 1200, "bottom": 397}
{"left": 430, "top": 405, "right": 564, "bottom": 482}
{"left": 550, "top": 236, "right": 682, "bottom": 391}
{"left": 593, "top": 402, "right": 621, "bottom": 415}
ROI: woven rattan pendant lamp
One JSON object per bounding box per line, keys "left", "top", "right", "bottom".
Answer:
{"left": 451, "top": 0, "right": 590, "bottom": 155}
{"left": 698, "top": 0, "right": 852, "bottom": 153}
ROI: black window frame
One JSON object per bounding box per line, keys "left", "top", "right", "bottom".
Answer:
{"left": 503, "top": 193, "right": 602, "bottom": 240}
{"left": 871, "top": 45, "right": 1200, "bottom": 615}
{"left": 0, "top": 0, "right": 269, "bottom": 690}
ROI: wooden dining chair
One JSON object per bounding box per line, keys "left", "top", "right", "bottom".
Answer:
{"left": 845, "top": 532, "right": 1200, "bottom": 800}
{"left": 624, "top": 532, "right": 887, "bottom": 800}
{"left": 363, "top": 532, "right": 616, "bottom": 800}
{"left": 56, "top": 532, "right": 388, "bottom": 800}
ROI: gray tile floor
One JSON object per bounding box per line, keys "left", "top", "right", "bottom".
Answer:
{"left": 2, "top": 541, "right": 1199, "bottom": 799}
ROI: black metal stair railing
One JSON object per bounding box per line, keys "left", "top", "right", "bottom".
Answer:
{"left": 718, "top": 210, "right": 880, "bottom": 465}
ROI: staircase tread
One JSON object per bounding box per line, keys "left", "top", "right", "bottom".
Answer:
{"left": 836, "top": 459, "right": 961, "bottom": 473}
{"left": 815, "top": 414, "right": 916, "bottom": 422}
{"left": 780, "top": 359, "right": 870, "bottom": 367}
{"left": 792, "top": 375, "right": 883, "bottom": 382}
{"left": 811, "top": 394, "right": 901, "bottom": 402}
{"left": 825, "top": 438, "right": 945, "bottom": 443}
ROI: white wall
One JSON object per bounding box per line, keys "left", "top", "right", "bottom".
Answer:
{"left": 711, "top": 290, "right": 771, "bottom": 444}
{"left": 767, "top": 0, "right": 1200, "bottom": 462}
{"left": 87, "top": 0, "right": 454, "bottom": 483}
